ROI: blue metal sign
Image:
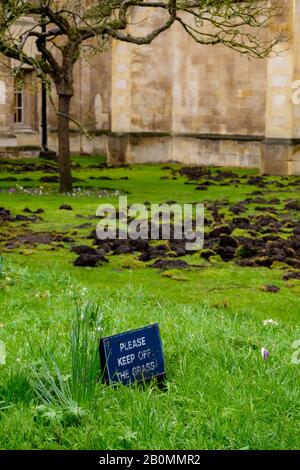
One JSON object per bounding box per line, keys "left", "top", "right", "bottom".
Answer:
{"left": 99, "top": 324, "right": 165, "bottom": 385}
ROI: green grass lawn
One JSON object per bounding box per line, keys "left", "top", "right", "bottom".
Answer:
{"left": 0, "top": 156, "right": 300, "bottom": 449}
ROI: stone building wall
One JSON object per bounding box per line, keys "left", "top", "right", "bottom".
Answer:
{"left": 107, "top": 8, "right": 267, "bottom": 168}
{"left": 111, "top": 19, "right": 267, "bottom": 136}
{"left": 0, "top": 59, "right": 15, "bottom": 144}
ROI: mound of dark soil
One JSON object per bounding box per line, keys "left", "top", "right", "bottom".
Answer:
{"left": 260, "top": 285, "right": 280, "bottom": 293}
{"left": 23, "top": 208, "right": 44, "bottom": 214}
{"left": 179, "top": 167, "right": 211, "bottom": 181}
{"left": 0, "top": 207, "right": 13, "bottom": 222}
{"left": 4, "top": 231, "right": 74, "bottom": 248}
{"left": 73, "top": 252, "right": 107, "bottom": 267}
{"left": 284, "top": 200, "right": 300, "bottom": 211}
{"left": 0, "top": 207, "right": 43, "bottom": 223}
{"left": 40, "top": 176, "right": 59, "bottom": 183}
{"left": 282, "top": 271, "right": 300, "bottom": 281}
{"left": 150, "top": 259, "right": 190, "bottom": 270}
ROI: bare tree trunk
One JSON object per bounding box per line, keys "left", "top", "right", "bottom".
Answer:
{"left": 58, "top": 93, "right": 73, "bottom": 193}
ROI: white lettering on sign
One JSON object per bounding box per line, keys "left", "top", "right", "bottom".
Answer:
{"left": 138, "top": 348, "right": 151, "bottom": 360}
{"left": 132, "top": 361, "right": 156, "bottom": 377}
{"left": 116, "top": 369, "right": 129, "bottom": 381}
{"left": 117, "top": 353, "right": 135, "bottom": 367}
{"left": 119, "top": 336, "right": 146, "bottom": 352}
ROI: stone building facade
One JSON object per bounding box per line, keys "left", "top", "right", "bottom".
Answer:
{"left": 0, "top": 3, "right": 300, "bottom": 174}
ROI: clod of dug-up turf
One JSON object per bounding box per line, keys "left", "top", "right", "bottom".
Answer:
{"left": 200, "top": 249, "right": 216, "bottom": 260}
{"left": 14, "top": 214, "right": 43, "bottom": 222}
{"left": 229, "top": 203, "right": 246, "bottom": 215}
{"left": 218, "top": 234, "right": 238, "bottom": 248}
{"left": 293, "top": 223, "right": 300, "bottom": 235}
{"left": 23, "top": 208, "right": 44, "bottom": 214}
{"left": 71, "top": 245, "right": 105, "bottom": 256}
{"left": 246, "top": 176, "right": 267, "bottom": 186}
{"left": 231, "top": 216, "right": 251, "bottom": 229}
{"left": 138, "top": 244, "right": 168, "bottom": 262}
{"left": 209, "top": 224, "right": 232, "bottom": 238}
{"left": 150, "top": 259, "right": 190, "bottom": 270}
{"left": 253, "top": 256, "right": 273, "bottom": 267}
{"left": 59, "top": 204, "right": 73, "bottom": 210}
{"left": 73, "top": 254, "right": 107, "bottom": 267}
{"left": 260, "top": 285, "right": 280, "bottom": 293}
{"left": 216, "top": 245, "right": 236, "bottom": 261}
{"left": 40, "top": 175, "right": 59, "bottom": 183}
{"left": 284, "top": 200, "right": 300, "bottom": 211}
{"left": 0, "top": 208, "right": 42, "bottom": 223}
{"left": 0, "top": 207, "right": 13, "bottom": 222}
{"left": 0, "top": 176, "right": 17, "bottom": 181}
{"left": 4, "top": 231, "right": 57, "bottom": 248}
{"left": 169, "top": 239, "right": 187, "bottom": 257}
{"left": 179, "top": 166, "right": 211, "bottom": 180}
{"left": 74, "top": 223, "right": 92, "bottom": 229}
{"left": 73, "top": 246, "right": 107, "bottom": 267}
{"left": 282, "top": 271, "right": 300, "bottom": 281}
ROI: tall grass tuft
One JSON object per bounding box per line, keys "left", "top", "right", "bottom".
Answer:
{"left": 71, "top": 302, "right": 102, "bottom": 407}
{"left": 32, "top": 356, "right": 74, "bottom": 409}
{"left": 31, "top": 302, "right": 103, "bottom": 419}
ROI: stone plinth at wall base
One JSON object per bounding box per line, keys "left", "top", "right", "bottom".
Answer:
{"left": 48, "top": 131, "right": 109, "bottom": 157}
{"left": 0, "top": 146, "right": 40, "bottom": 158}
{"left": 0, "top": 136, "right": 17, "bottom": 147}
{"left": 107, "top": 133, "right": 130, "bottom": 165}
{"left": 39, "top": 150, "right": 57, "bottom": 161}
{"left": 260, "top": 139, "right": 300, "bottom": 176}
{"left": 16, "top": 131, "right": 39, "bottom": 147}
{"left": 107, "top": 132, "right": 263, "bottom": 168}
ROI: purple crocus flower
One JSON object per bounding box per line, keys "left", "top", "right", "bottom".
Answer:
{"left": 261, "top": 347, "right": 270, "bottom": 360}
